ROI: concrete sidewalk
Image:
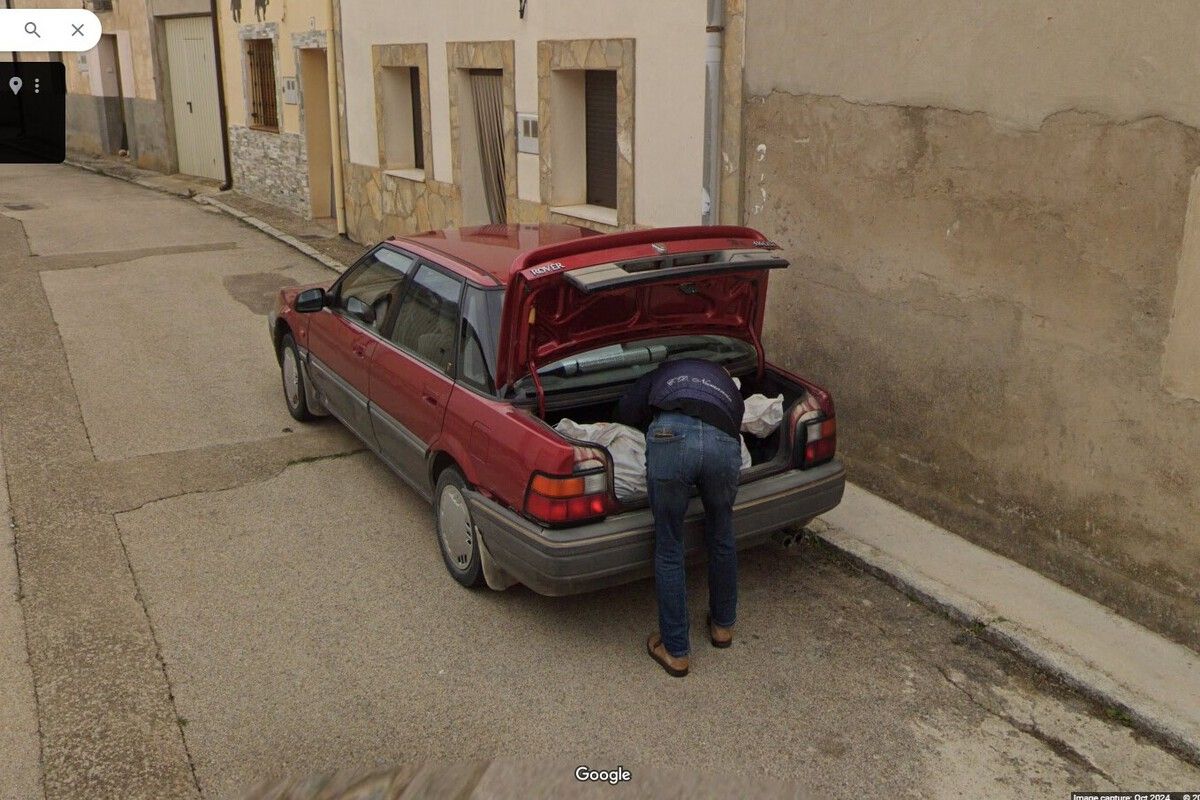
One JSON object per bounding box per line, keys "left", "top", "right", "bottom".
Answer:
{"left": 816, "top": 485, "right": 1200, "bottom": 763}
{"left": 65, "top": 152, "right": 362, "bottom": 273}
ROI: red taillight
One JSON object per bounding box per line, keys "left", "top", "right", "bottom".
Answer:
{"left": 803, "top": 417, "right": 837, "bottom": 466}
{"left": 525, "top": 466, "right": 614, "bottom": 525}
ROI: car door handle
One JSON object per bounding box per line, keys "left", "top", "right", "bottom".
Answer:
{"left": 352, "top": 344, "right": 367, "bottom": 357}
{"left": 422, "top": 392, "right": 438, "bottom": 407}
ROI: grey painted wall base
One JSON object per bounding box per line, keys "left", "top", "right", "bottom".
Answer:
{"left": 123, "top": 98, "right": 173, "bottom": 173}
{"left": 65, "top": 94, "right": 174, "bottom": 174}
{"left": 229, "top": 125, "right": 309, "bottom": 216}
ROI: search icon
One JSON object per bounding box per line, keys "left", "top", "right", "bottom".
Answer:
{"left": 24, "top": 21, "right": 40, "bottom": 37}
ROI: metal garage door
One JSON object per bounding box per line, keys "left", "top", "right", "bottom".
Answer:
{"left": 164, "top": 16, "right": 225, "bottom": 180}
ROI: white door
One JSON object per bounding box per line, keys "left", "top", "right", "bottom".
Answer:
{"left": 165, "top": 17, "right": 225, "bottom": 180}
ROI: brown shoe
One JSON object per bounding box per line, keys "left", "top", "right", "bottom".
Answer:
{"left": 646, "top": 633, "right": 689, "bottom": 677}
{"left": 707, "top": 614, "right": 733, "bottom": 648}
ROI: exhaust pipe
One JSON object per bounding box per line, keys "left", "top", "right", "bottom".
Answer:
{"left": 772, "top": 528, "right": 800, "bottom": 548}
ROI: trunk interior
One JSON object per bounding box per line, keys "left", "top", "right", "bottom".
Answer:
{"left": 541, "top": 368, "right": 809, "bottom": 468}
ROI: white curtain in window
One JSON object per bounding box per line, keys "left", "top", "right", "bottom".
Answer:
{"left": 469, "top": 70, "right": 507, "bottom": 225}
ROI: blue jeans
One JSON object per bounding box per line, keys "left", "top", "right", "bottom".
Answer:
{"left": 646, "top": 411, "right": 741, "bottom": 658}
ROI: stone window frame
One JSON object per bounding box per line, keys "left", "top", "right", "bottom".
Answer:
{"left": 239, "top": 23, "right": 283, "bottom": 134}
{"left": 446, "top": 40, "right": 517, "bottom": 221}
{"left": 537, "top": 38, "right": 635, "bottom": 228}
{"left": 290, "top": 30, "right": 328, "bottom": 134}
{"left": 371, "top": 43, "right": 433, "bottom": 183}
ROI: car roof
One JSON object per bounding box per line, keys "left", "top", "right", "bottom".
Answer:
{"left": 393, "top": 224, "right": 601, "bottom": 285}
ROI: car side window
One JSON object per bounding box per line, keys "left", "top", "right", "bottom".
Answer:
{"left": 458, "top": 287, "right": 503, "bottom": 394}
{"left": 388, "top": 264, "right": 464, "bottom": 375}
{"left": 335, "top": 247, "right": 416, "bottom": 331}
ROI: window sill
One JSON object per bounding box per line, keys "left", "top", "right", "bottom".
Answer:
{"left": 550, "top": 204, "right": 618, "bottom": 227}
{"left": 383, "top": 168, "right": 426, "bottom": 183}
{"left": 248, "top": 125, "right": 280, "bottom": 134}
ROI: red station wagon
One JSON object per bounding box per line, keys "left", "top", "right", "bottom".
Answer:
{"left": 268, "top": 224, "right": 845, "bottom": 594}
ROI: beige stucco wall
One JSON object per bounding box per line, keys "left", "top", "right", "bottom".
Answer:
{"left": 215, "top": 0, "right": 334, "bottom": 213}
{"left": 339, "top": 0, "right": 708, "bottom": 229}
{"left": 743, "top": 0, "right": 1200, "bottom": 649}
{"left": 9, "top": 0, "right": 156, "bottom": 101}
{"left": 215, "top": 0, "right": 331, "bottom": 133}
{"left": 746, "top": 0, "right": 1200, "bottom": 132}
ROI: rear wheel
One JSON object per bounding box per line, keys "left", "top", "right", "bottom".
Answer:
{"left": 280, "top": 332, "right": 314, "bottom": 422}
{"left": 434, "top": 467, "right": 484, "bottom": 588}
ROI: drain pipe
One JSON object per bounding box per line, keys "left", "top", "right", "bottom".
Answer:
{"left": 208, "top": 0, "right": 233, "bottom": 189}
{"left": 326, "top": 0, "right": 347, "bottom": 234}
{"left": 701, "top": 0, "right": 724, "bottom": 224}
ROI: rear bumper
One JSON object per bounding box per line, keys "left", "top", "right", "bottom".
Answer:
{"left": 465, "top": 460, "right": 845, "bottom": 596}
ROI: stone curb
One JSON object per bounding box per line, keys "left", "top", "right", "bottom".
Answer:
{"left": 65, "top": 158, "right": 347, "bottom": 274}
{"left": 65, "top": 157, "right": 199, "bottom": 198}
{"left": 808, "top": 510, "right": 1200, "bottom": 766}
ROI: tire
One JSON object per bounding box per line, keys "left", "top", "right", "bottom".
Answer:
{"left": 280, "top": 332, "right": 314, "bottom": 422}
{"left": 434, "top": 467, "right": 484, "bottom": 588}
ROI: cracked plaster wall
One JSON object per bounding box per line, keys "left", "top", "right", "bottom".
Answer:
{"left": 743, "top": 0, "right": 1200, "bottom": 650}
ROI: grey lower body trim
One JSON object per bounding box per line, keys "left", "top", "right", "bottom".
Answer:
{"left": 307, "top": 353, "right": 374, "bottom": 445}
{"left": 369, "top": 403, "right": 432, "bottom": 499}
{"left": 295, "top": 346, "right": 329, "bottom": 416}
{"left": 466, "top": 460, "right": 846, "bottom": 596}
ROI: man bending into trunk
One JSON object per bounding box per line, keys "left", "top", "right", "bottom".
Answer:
{"left": 616, "top": 358, "right": 744, "bottom": 677}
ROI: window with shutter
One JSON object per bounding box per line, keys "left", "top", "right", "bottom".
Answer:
{"left": 378, "top": 63, "right": 425, "bottom": 172}
{"left": 408, "top": 67, "right": 424, "bottom": 171}
{"left": 246, "top": 39, "right": 278, "bottom": 132}
{"left": 584, "top": 70, "right": 617, "bottom": 209}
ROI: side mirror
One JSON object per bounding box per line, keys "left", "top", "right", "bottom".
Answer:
{"left": 295, "top": 287, "right": 326, "bottom": 313}
{"left": 345, "top": 296, "right": 376, "bottom": 325}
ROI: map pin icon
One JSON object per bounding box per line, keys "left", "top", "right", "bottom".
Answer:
{"left": 8, "top": 77, "right": 22, "bottom": 95}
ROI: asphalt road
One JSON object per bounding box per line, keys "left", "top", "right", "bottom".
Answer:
{"left": 1, "top": 164, "right": 1197, "bottom": 800}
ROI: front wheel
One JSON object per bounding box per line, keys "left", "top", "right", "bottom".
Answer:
{"left": 280, "top": 332, "right": 314, "bottom": 422}
{"left": 434, "top": 468, "right": 484, "bottom": 588}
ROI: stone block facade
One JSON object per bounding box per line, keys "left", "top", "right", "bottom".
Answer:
{"left": 229, "top": 126, "right": 310, "bottom": 216}
{"left": 342, "top": 162, "right": 459, "bottom": 244}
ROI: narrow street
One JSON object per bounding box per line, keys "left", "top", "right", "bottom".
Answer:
{"left": 0, "top": 164, "right": 1196, "bottom": 799}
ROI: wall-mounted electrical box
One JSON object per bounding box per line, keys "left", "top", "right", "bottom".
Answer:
{"left": 517, "top": 112, "right": 539, "bottom": 155}
{"left": 281, "top": 76, "right": 299, "bottom": 105}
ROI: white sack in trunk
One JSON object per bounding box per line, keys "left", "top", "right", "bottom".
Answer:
{"left": 740, "top": 436, "right": 752, "bottom": 470}
{"left": 554, "top": 419, "right": 647, "bottom": 501}
{"left": 742, "top": 394, "right": 784, "bottom": 437}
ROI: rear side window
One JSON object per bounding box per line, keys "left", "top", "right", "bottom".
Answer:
{"left": 388, "top": 264, "right": 464, "bottom": 375}
{"left": 458, "top": 287, "right": 503, "bottom": 394}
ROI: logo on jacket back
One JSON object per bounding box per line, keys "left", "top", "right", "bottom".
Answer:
{"left": 664, "top": 374, "right": 734, "bottom": 404}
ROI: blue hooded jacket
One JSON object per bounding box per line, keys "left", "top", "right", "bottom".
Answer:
{"left": 616, "top": 358, "right": 743, "bottom": 439}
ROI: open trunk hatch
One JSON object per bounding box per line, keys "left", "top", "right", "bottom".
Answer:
{"left": 496, "top": 233, "right": 787, "bottom": 392}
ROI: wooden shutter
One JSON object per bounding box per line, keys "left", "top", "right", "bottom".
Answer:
{"left": 584, "top": 70, "right": 617, "bottom": 208}
{"left": 409, "top": 67, "right": 424, "bottom": 170}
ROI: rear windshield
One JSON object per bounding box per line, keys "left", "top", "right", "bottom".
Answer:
{"left": 513, "top": 335, "right": 756, "bottom": 395}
